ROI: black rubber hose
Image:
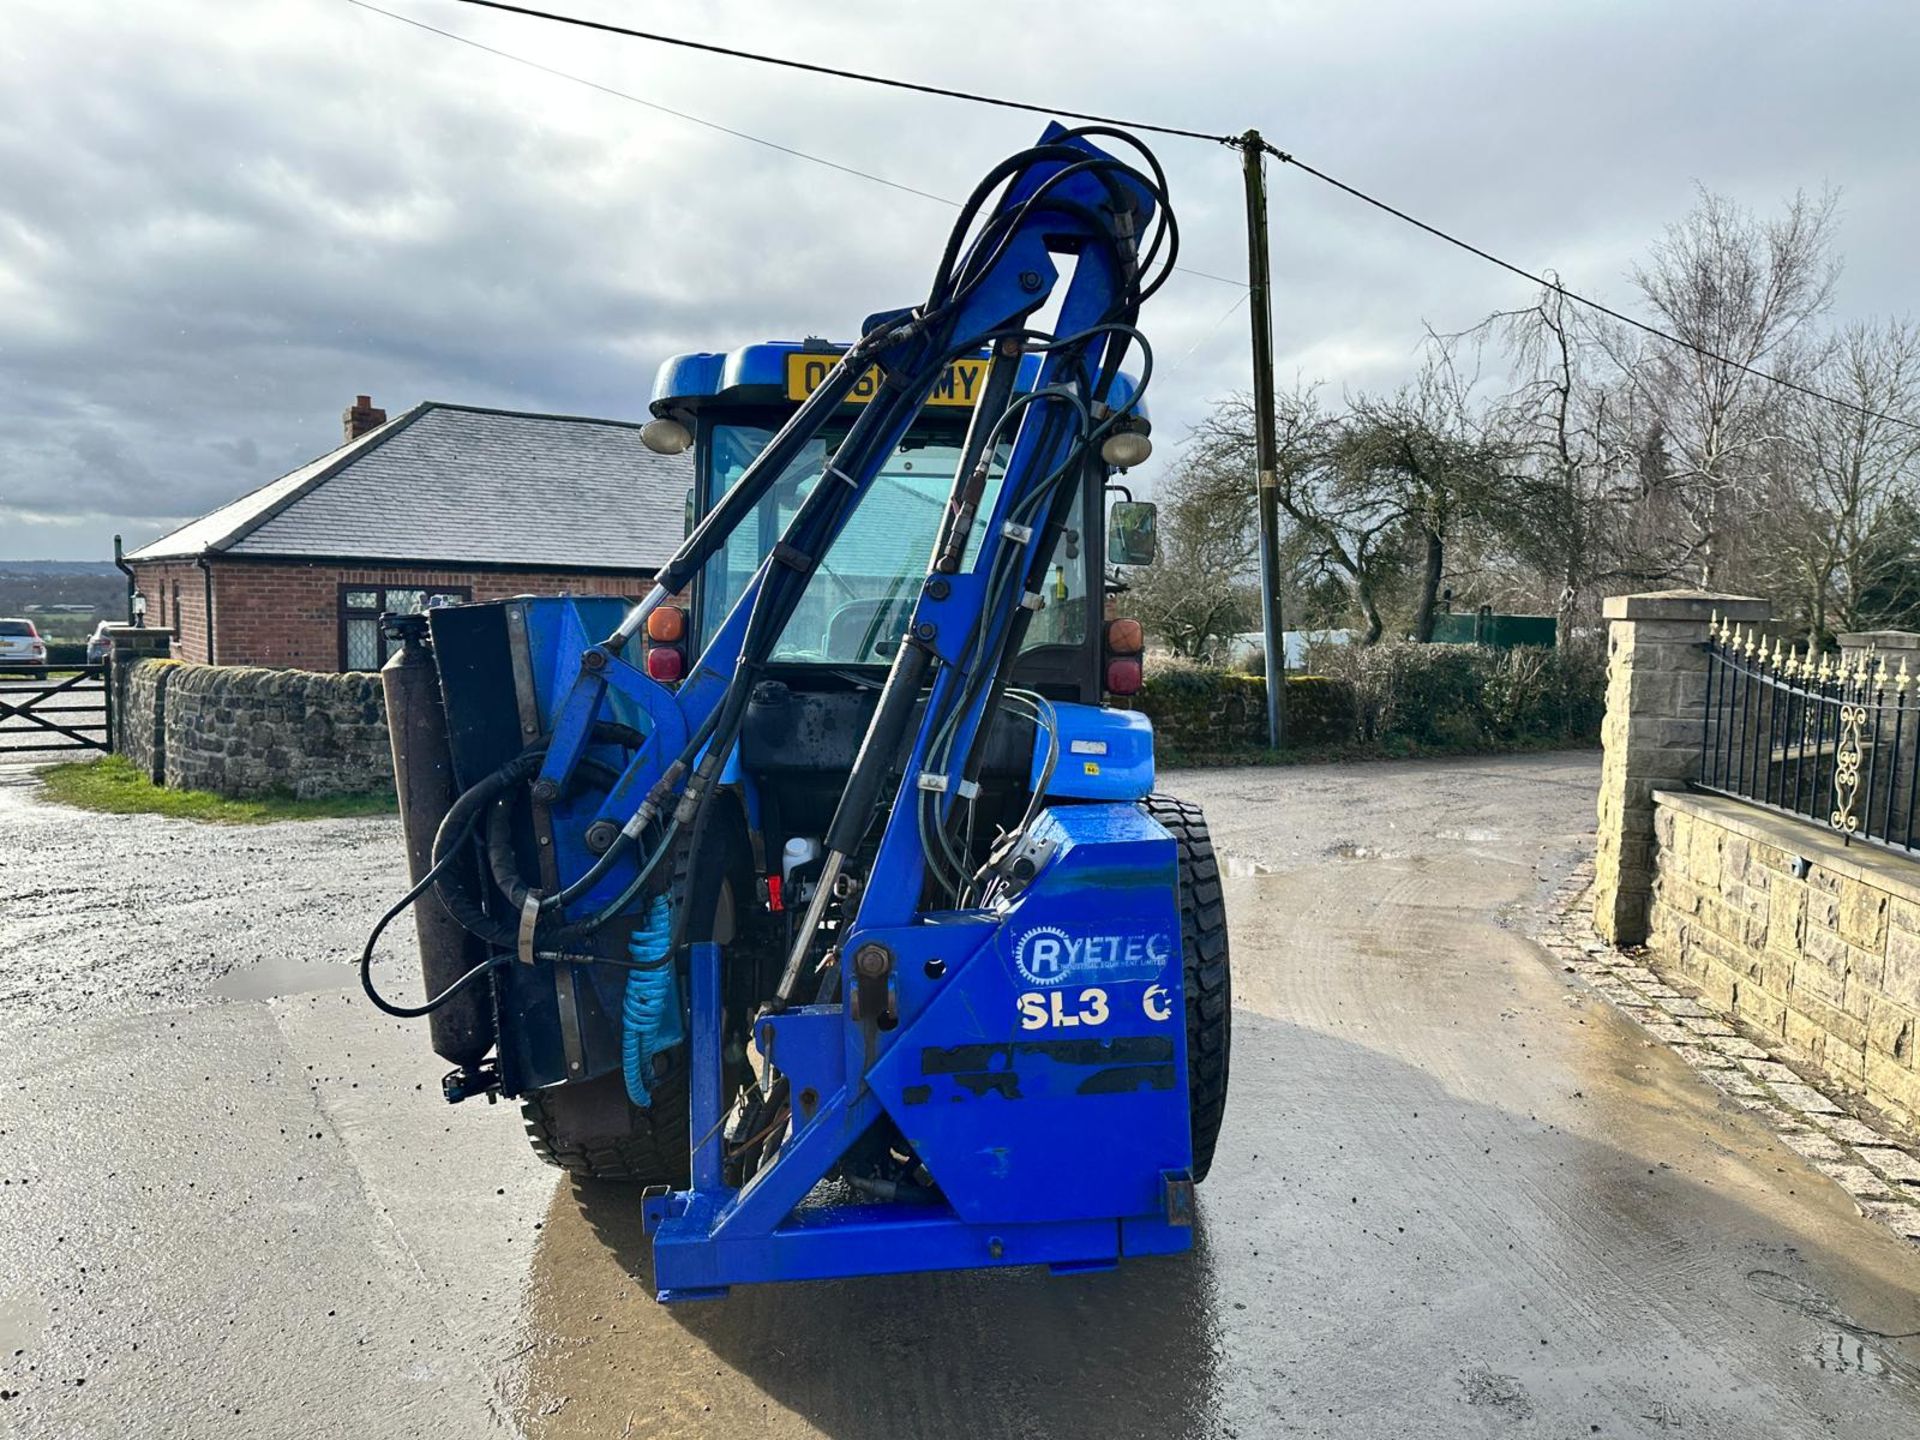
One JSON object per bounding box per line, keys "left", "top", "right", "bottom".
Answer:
{"left": 361, "top": 804, "right": 504, "bottom": 1019}
{"left": 430, "top": 750, "right": 544, "bottom": 947}
{"left": 559, "top": 816, "right": 681, "bottom": 941}
{"left": 484, "top": 757, "right": 631, "bottom": 915}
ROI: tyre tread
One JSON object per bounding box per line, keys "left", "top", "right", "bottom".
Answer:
{"left": 1140, "top": 793, "right": 1232, "bottom": 1183}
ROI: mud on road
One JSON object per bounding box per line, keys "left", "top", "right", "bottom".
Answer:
{"left": 5, "top": 752, "right": 1920, "bottom": 1438}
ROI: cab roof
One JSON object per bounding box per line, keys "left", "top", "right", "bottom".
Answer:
{"left": 651, "top": 340, "right": 1145, "bottom": 426}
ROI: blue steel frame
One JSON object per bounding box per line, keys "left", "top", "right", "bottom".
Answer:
{"left": 515, "top": 128, "right": 1195, "bottom": 1298}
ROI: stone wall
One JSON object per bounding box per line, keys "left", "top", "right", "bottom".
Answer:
{"left": 106, "top": 629, "right": 179, "bottom": 780}
{"left": 117, "top": 659, "right": 392, "bottom": 800}
{"left": 1650, "top": 790, "right": 1920, "bottom": 1130}
{"left": 118, "top": 659, "right": 174, "bottom": 783}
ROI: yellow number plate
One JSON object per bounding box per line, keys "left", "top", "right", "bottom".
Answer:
{"left": 785, "top": 353, "right": 989, "bottom": 408}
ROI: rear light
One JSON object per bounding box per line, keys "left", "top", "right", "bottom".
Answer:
{"left": 1103, "top": 616, "right": 1144, "bottom": 696}
{"left": 1104, "top": 618, "right": 1144, "bottom": 655}
{"left": 641, "top": 604, "right": 688, "bottom": 684}
{"left": 645, "top": 646, "right": 685, "bottom": 683}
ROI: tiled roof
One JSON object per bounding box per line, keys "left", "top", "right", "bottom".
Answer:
{"left": 127, "top": 403, "right": 692, "bottom": 570}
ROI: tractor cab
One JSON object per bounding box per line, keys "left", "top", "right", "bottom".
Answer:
{"left": 642, "top": 340, "right": 1152, "bottom": 709}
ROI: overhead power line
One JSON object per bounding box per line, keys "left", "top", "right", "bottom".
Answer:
{"left": 350, "top": 0, "right": 1245, "bottom": 287}
{"left": 423, "top": 0, "right": 1915, "bottom": 433}
{"left": 1252, "top": 140, "right": 1920, "bottom": 434}
{"left": 440, "top": 0, "right": 1239, "bottom": 145}
{"left": 347, "top": 0, "right": 952, "bottom": 203}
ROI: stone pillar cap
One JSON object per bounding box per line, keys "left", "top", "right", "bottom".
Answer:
{"left": 1601, "top": 590, "right": 1770, "bottom": 622}
{"left": 1837, "top": 629, "right": 1920, "bottom": 652}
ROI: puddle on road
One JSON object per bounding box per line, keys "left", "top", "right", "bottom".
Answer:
{"left": 1436, "top": 827, "right": 1503, "bottom": 843}
{"left": 1747, "top": 1268, "right": 1919, "bottom": 1384}
{"left": 210, "top": 951, "right": 346, "bottom": 1001}
{"left": 1329, "top": 841, "right": 1398, "bottom": 860}
{"left": 1814, "top": 1332, "right": 1894, "bottom": 1377}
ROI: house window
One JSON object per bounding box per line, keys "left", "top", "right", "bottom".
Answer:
{"left": 339, "top": 584, "right": 471, "bottom": 670}
{"left": 170, "top": 581, "right": 181, "bottom": 637}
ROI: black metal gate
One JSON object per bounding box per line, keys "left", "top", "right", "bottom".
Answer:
{"left": 0, "top": 665, "right": 111, "bottom": 758}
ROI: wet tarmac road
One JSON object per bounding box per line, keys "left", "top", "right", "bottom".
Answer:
{"left": 5, "top": 752, "right": 1920, "bottom": 1437}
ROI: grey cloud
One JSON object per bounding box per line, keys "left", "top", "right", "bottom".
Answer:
{"left": 3, "top": 0, "right": 1918, "bottom": 557}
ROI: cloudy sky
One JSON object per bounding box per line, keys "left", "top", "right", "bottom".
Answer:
{"left": 4, "top": 0, "right": 1917, "bottom": 559}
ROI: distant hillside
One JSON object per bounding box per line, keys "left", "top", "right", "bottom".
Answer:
{"left": 0, "top": 560, "right": 122, "bottom": 576}
{"left": 0, "top": 565, "right": 126, "bottom": 637}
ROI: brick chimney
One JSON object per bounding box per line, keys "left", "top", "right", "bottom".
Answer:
{"left": 343, "top": 394, "right": 387, "bottom": 443}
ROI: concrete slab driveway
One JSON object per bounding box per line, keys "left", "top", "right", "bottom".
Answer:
{"left": 4, "top": 752, "right": 1919, "bottom": 1438}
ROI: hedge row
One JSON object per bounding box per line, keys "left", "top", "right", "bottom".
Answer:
{"left": 1122, "top": 661, "right": 1356, "bottom": 750}
{"left": 1315, "top": 640, "right": 1606, "bottom": 747}
{"left": 1130, "top": 641, "right": 1605, "bottom": 757}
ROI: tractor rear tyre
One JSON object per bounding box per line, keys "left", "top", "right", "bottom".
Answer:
{"left": 518, "top": 800, "right": 754, "bottom": 1185}
{"left": 521, "top": 1068, "right": 691, "bottom": 1183}
{"left": 1141, "top": 793, "right": 1231, "bottom": 1183}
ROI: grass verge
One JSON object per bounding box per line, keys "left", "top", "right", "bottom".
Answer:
{"left": 36, "top": 755, "right": 396, "bottom": 823}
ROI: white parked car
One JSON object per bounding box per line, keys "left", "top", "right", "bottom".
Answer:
{"left": 87, "top": 620, "right": 133, "bottom": 665}
{"left": 0, "top": 618, "right": 48, "bottom": 678}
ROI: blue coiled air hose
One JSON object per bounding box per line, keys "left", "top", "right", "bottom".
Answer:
{"left": 622, "top": 897, "right": 685, "bottom": 1106}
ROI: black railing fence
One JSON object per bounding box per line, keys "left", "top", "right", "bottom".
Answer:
{"left": 1698, "top": 619, "right": 1918, "bottom": 857}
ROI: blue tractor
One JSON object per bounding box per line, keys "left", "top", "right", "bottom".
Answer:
{"left": 367, "top": 125, "right": 1231, "bottom": 1299}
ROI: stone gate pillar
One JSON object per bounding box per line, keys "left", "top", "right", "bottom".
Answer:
{"left": 1592, "top": 591, "right": 1770, "bottom": 946}
{"left": 106, "top": 627, "right": 177, "bottom": 779}
{"left": 1838, "top": 629, "right": 1920, "bottom": 668}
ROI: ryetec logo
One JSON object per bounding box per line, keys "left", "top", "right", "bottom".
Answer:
{"left": 1012, "top": 924, "right": 1173, "bottom": 988}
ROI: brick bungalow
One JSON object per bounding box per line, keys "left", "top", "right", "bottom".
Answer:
{"left": 125, "top": 396, "right": 692, "bottom": 671}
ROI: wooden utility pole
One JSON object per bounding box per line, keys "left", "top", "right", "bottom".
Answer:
{"left": 1240, "top": 130, "right": 1286, "bottom": 747}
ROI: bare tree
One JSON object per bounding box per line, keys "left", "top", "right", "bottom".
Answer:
{"left": 1190, "top": 386, "right": 1406, "bottom": 642}
{"left": 1125, "top": 447, "right": 1261, "bottom": 659}
{"left": 1182, "top": 360, "right": 1507, "bottom": 645}
{"left": 1469, "top": 282, "right": 1653, "bottom": 625}
{"left": 1607, "top": 186, "right": 1840, "bottom": 586}
{"left": 1343, "top": 339, "right": 1508, "bottom": 640}
{"left": 1759, "top": 318, "right": 1920, "bottom": 643}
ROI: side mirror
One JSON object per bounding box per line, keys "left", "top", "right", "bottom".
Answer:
{"left": 1107, "top": 500, "right": 1158, "bottom": 567}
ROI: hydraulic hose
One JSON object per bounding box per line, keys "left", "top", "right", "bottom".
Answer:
{"left": 429, "top": 750, "right": 544, "bottom": 948}
{"left": 360, "top": 802, "right": 504, "bottom": 1019}
{"left": 621, "top": 897, "right": 683, "bottom": 1106}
